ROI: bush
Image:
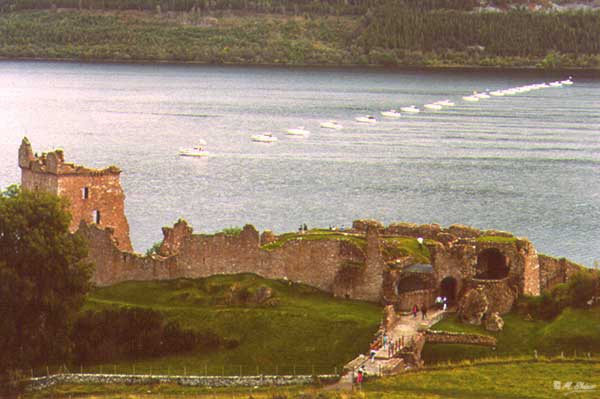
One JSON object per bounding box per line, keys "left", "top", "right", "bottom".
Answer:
{"left": 517, "top": 270, "right": 600, "bottom": 320}
{"left": 72, "top": 307, "right": 210, "bottom": 363}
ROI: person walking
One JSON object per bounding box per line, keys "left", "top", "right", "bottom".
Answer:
{"left": 412, "top": 304, "right": 419, "bottom": 319}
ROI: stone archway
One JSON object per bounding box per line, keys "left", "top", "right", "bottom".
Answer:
{"left": 476, "top": 248, "right": 509, "bottom": 279}
{"left": 440, "top": 277, "right": 457, "bottom": 304}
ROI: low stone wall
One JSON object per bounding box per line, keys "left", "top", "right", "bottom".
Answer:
{"left": 425, "top": 330, "right": 497, "bottom": 347}
{"left": 27, "top": 373, "right": 338, "bottom": 391}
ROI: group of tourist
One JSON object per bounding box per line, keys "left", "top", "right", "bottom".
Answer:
{"left": 411, "top": 303, "right": 428, "bottom": 320}
{"left": 435, "top": 295, "right": 449, "bottom": 310}
{"left": 411, "top": 296, "right": 449, "bottom": 321}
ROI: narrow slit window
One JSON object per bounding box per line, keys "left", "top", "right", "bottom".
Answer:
{"left": 93, "top": 210, "right": 101, "bottom": 224}
{"left": 82, "top": 187, "right": 89, "bottom": 199}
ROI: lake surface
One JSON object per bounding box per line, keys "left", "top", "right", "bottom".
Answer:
{"left": 0, "top": 61, "right": 598, "bottom": 266}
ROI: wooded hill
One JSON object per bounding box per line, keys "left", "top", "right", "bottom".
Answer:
{"left": 1, "top": 0, "right": 599, "bottom": 68}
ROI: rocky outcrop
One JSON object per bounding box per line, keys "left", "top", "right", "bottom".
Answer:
{"left": 483, "top": 312, "right": 504, "bottom": 332}
{"left": 457, "top": 287, "right": 489, "bottom": 325}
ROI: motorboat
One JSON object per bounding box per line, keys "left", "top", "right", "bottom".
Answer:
{"left": 474, "top": 92, "right": 490, "bottom": 99}
{"left": 251, "top": 132, "right": 278, "bottom": 142}
{"left": 435, "top": 99, "right": 455, "bottom": 107}
{"left": 355, "top": 115, "right": 377, "bottom": 123}
{"left": 286, "top": 127, "right": 310, "bottom": 136}
{"left": 424, "top": 103, "right": 443, "bottom": 110}
{"left": 320, "top": 121, "right": 343, "bottom": 130}
{"left": 462, "top": 95, "right": 479, "bottom": 102}
{"left": 561, "top": 77, "right": 574, "bottom": 85}
{"left": 381, "top": 109, "right": 402, "bottom": 118}
{"left": 179, "top": 144, "right": 209, "bottom": 157}
{"left": 489, "top": 90, "right": 505, "bottom": 96}
{"left": 400, "top": 105, "right": 420, "bottom": 113}
{"left": 549, "top": 81, "right": 563, "bottom": 87}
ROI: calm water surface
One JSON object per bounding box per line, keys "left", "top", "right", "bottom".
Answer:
{"left": 0, "top": 61, "right": 598, "bottom": 266}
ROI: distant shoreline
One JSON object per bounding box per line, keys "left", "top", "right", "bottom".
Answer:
{"left": 2, "top": 56, "right": 599, "bottom": 75}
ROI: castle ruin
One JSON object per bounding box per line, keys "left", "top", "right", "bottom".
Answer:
{"left": 18, "top": 138, "right": 582, "bottom": 313}
{"left": 18, "top": 137, "right": 132, "bottom": 252}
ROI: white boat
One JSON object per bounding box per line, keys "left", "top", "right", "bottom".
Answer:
{"left": 251, "top": 132, "right": 278, "bottom": 142}
{"left": 462, "top": 95, "right": 479, "bottom": 102}
{"left": 435, "top": 99, "right": 455, "bottom": 107}
{"left": 549, "top": 81, "right": 563, "bottom": 87}
{"left": 381, "top": 109, "right": 402, "bottom": 118}
{"left": 490, "top": 90, "right": 505, "bottom": 96}
{"left": 286, "top": 127, "right": 310, "bottom": 136}
{"left": 355, "top": 115, "right": 377, "bottom": 124}
{"left": 424, "top": 103, "right": 443, "bottom": 110}
{"left": 561, "top": 77, "right": 574, "bottom": 85}
{"left": 474, "top": 92, "right": 490, "bottom": 99}
{"left": 320, "top": 121, "right": 343, "bottom": 130}
{"left": 400, "top": 105, "right": 420, "bottom": 113}
{"left": 179, "top": 144, "right": 209, "bottom": 157}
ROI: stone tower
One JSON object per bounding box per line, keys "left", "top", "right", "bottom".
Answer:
{"left": 18, "top": 137, "right": 132, "bottom": 252}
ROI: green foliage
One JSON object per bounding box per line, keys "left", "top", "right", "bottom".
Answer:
{"left": 0, "top": 184, "right": 20, "bottom": 198}
{"left": 72, "top": 307, "right": 207, "bottom": 363}
{"left": 145, "top": 241, "right": 162, "bottom": 256}
{"left": 221, "top": 226, "right": 242, "bottom": 236}
{"left": 516, "top": 270, "right": 600, "bottom": 320}
{"left": 0, "top": 187, "right": 92, "bottom": 392}
{"left": 1, "top": 8, "right": 599, "bottom": 68}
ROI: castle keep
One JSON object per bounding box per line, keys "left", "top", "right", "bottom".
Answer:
{"left": 19, "top": 139, "right": 582, "bottom": 313}
{"left": 18, "top": 137, "right": 132, "bottom": 252}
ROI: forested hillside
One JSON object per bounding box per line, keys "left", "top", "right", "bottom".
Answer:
{"left": 0, "top": 0, "right": 599, "bottom": 68}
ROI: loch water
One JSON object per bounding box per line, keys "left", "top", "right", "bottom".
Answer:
{"left": 0, "top": 61, "right": 598, "bottom": 266}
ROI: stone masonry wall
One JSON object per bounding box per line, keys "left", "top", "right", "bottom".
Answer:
{"left": 538, "top": 254, "right": 583, "bottom": 291}
{"left": 27, "top": 373, "right": 338, "bottom": 391}
{"left": 425, "top": 330, "right": 497, "bottom": 347}
{"left": 19, "top": 138, "right": 132, "bottom": 251}
{"left": 82, "top": 220, "right": 382, "bottom": 302}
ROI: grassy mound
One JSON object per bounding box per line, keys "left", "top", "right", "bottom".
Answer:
{"left": 423, "top": 306, "right": 600, "bottom": 364}
{"left": 81, "top": 273, "right": 382, "bottom": 375}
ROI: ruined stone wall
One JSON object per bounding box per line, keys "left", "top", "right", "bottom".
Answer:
{"left": 538, "top": 255, "right": 583, "bottom": 291}
{"left": 462, "top": 277, "right": 516, "bottom": 315}
{"left": 84, "top": 220, "right": 383, "bottom": 302}
{"left": 425, "top": 330, "right": 496, "bottom": 346}
{"left": 57, "top": 173, "right": 131, "bottom": 251}
{"left": 392, "top": 288, "right": 436, "bottom": 312}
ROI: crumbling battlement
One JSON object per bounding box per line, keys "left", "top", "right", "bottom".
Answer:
{"left": 19, "top": 138, "right": 132, "bottom": 252}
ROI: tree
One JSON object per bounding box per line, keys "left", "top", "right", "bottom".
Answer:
{"left": 0, "top": 185, "right": 92, "bottom": 388}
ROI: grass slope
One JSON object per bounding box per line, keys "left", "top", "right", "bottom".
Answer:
{"left": 81, "top": 273, "right": 382, "bottom": 375}
{"left": 423, "top": 306, "right": 600, "bottom": 363}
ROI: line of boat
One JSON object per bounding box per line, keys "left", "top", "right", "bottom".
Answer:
{"left": 179, "top": 77, "right": 574, "bottom": 155}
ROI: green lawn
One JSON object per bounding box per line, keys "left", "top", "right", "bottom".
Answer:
{"left": 76, "top": 273, "right": 382, "bottom": 376}
{"left": 422, "top": 306, "right": 600, "bottom": 364}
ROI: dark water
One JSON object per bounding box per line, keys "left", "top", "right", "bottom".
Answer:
{"left": 1, "top": 61, "right": 598, "bottom": 266}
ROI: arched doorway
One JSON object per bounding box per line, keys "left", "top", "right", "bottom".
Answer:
{"left": 476, "top": 248, "right": 509, "bottom": 279}
{"left": 440, "top": 277, "right": 457, "bottom": 304}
